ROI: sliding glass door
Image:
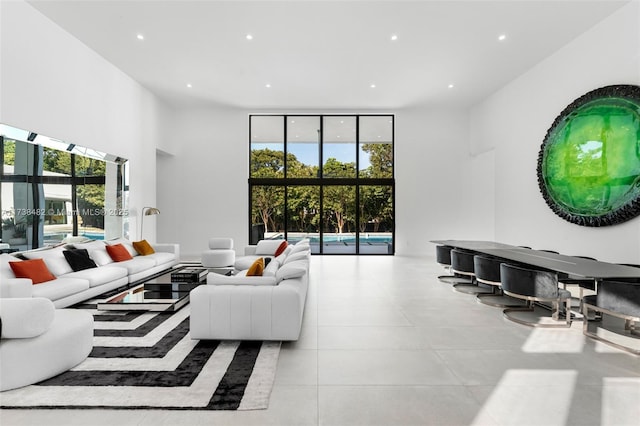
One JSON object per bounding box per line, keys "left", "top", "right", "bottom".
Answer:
{"left": 249, "top": 114, "right": 394, "bottom": 255}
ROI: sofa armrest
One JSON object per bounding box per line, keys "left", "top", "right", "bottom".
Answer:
{"left": 0, "top": 297, "right": 55, "bottom": 338}
{"left": 153, "top": 243, "right": 180, "bottom": 258}
{"left": 0, "top": 278, "right": 33, "bottom": 298}
{"left": 244, "top": 246, "right": 257, "bottom": 256}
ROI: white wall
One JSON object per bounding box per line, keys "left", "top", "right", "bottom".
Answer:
{"left": 469, "top": 1, "right": 640, "bottom": 263}
{"left": 0, "top": 0, "right": 169, "bottom": 242}
{"left": 157, "top": 106, "right": 476, "bottom": 259}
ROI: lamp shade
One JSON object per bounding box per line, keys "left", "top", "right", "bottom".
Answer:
{"left": 140, "top": 207, "right": 160, "bottom": 239}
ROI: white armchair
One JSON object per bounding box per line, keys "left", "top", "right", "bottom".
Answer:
{"left": 0, "top": 297, "right": 94, "bottom": 391}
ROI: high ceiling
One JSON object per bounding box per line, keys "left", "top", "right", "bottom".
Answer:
{"left": 27, "top": 0, "right": 630, "bottom": 110}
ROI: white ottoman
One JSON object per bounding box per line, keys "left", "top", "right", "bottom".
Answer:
{"left": 201, "top": 237, "right": 236, "bottom": 268}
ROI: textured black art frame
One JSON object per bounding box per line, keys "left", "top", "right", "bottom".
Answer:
{"left": 537, "top": 84, "right": 640, "bottom": 227}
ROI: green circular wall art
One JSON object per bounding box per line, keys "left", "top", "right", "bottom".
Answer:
{"left": 537, "top": 85, "right": 640, "bottom": 226}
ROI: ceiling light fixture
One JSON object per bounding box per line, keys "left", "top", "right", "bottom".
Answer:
{"left": 448, "top": 84, "right": 454, "bottom": 89}
{"left": 246, "top": 34, "right": 253, "bottom": 40}
{"left": 136, "top": 34, "right": 144, "bottom": 40}
{"left": 370, "top": 84, "right": 376, "bottom": 88}
{"left": 390, "top": 34, "right": 398, "bottom": 41}
{"left": 265, "top": 83, "right": 271, "bottom": 88}
{"left": 186, "top": 83, "right": 192, "bottom": 88}
{"left": 498, "top": 34, "right": 507, "bottom": 41}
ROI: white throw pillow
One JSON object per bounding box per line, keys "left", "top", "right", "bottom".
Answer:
{"left": 106, "top": 237, "right": 138, "bottom": 257}
{"left": 22, "top": 247, "right": 73, "bottom": 277}
{"left": 295, "top": 238, "right": 310, "bottom": 246}
{"left": 0, "top": 297, "right": 55, "bottom": 339}
{"left": 283, "top": 251, "right": 309, "bottom": 265}
{"left": 0, "top": 253, "right": 20, "bottom": 278}
{"left": 72, "top": 240, "right": 107, "bottom": 252}
{"left": 276, "top": 260, "right": 307, "bottom": 282}
{"left": 88, "top": 248, "right": 113, "bottom": 266}
{"left": 289, "top": 243, "right": 310, "bottom": 254}
{"left": 263, "top": 258, "right": 280, "bottom": 276}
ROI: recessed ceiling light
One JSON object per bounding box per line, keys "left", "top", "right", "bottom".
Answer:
{"left": 390, "top": 34, "right": 398, "bottom": 41}
{"left": 246, "top": 34, "right": 253, "bottom": 40}
{"left": 265, "top": 83, "right": 271, "bottom": 88}
{"left": 370, "top": 84, "right": 376, "bottom": 88}
{"left": 448, "top": 84, "right": 454, "bottom": 89}
{"left": 498, "top": 34, "right": 507, "bottom": 41}
{"left": 340, "top": 120, "right": 344, "bottom": 124}
{"left": 136, "top": 34, "right": 144, "bottom": 40}
{"left": 186, "top": 83, "right": 192, "bottom": 88}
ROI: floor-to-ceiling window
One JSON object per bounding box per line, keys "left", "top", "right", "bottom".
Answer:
{"left": 1, "top": 125, "right": 128, "bottom": 250}
{"left": 249, "top": 114, "right": 394, "bottom": 255}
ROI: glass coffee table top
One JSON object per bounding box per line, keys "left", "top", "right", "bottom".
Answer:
{"left": 97, "top": 266, "right": 208, "bottom": 311}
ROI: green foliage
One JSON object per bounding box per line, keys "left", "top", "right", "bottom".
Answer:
{"left": 3, "top": 140, "right": 16, "bottom": 166}
{"left": 250, "top": 143, "right": 393, "bottom": 235}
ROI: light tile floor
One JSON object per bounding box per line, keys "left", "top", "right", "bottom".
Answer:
{"left": 2, "top": 255, "right": 639, "bottom": 426}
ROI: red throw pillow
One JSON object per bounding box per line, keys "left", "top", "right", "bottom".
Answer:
{"left": 9, "top": 259, "right": 56, "bottom": 284}
{"left": 274, "top": 241, "right": 288, "bottom": 257}
{"left": 106, "top": 243, "right": 133, "bottom": 262}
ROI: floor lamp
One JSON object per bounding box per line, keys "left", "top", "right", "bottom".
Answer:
{"left": 140, "top": 207, "right": 160, "bottom": 240}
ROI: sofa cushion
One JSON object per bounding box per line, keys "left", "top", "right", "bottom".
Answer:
{"left": 207, "top": 272, "right": 278, "bottom": 286}
{"left": 9, "top": 259, "right": 57, "bottom": 284}
{"left": 103, "top": 256, "right": 156, "bottom": 275}
{"left": 247, "top": 258, "right": 265, "bottom": 276}
{"left": 106, "top": 244, "right": 134, "bottom": 262}
{"left": 30, "top": 277, "right": 90, "bottom": 301}
{"left": 0, "top": 253, "right": 19, "bottom": 279}
{"left": 65, "top": 265, "right": 128, "bottom": 288}
{"left": 63, "top": 249, "right": 98, "bottom": 271}
{"left": 22, "top": 247, "right": 74, "bottom": 277}
{"left": 145, "top": 251, "right": 176, "bottom": 267}
{"left": 106, "top": 237, "right": 138, "bottom": 257}
{"left": 0, "top": 297, "right": 55, "bottom": 339}
{"left": 255, "top": 240, "right": 286, "bottom": 256}
{"left": 275, "top": 246, "right": 292, "bottom": 264}
{"left": 276, "top": 260, "right": 308, "bottom": 282}
{"left": 133, "top": 239, "right": 155, "bottom": 256}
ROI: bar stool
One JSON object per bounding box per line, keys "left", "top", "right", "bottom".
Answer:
{"left": 450, "top": 249, "right": 489, "bottom": 294}
{"left": 435, "top": 245, "right": 470, "bottom": 285}
{"left": 474, "top": 255, "right": 527, "bottom": 307}
{"left": 500, "top": 263, "right": 572, "bottom": 327}
{"left": 582, "top": 279, "right": 640, "bottom": 354}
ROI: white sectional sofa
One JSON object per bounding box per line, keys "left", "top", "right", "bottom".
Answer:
{"left": 0, "top": 297, "right": 93, "bottom": 391}
{"left": 0, "top": 238, "right": 179, "bottom": 308}
{"left": 190, "top": 239, "right": 310, "bottom": 341}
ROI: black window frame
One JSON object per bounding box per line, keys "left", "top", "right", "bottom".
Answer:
{"left": 248, "top": 114, "right": 395, "bottom": 255}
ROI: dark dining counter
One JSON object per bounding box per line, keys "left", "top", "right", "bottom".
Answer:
{"left": 432, "top": 240, "right": 640, "bottom": 281}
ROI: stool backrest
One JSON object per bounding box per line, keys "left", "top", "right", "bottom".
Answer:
{"left": 436, "top": 245, "right": 453, "bottom": 266}
{"left": 450, "top": 249, "right": 475, "bottom": 274}
{"left": 473, "top": 255, "right": 501, "bottom": 283}
{"left": 597, "top": 280, "right": 640, "bottom": 317}
{"left": 500, "top": 263, "right": 559, "bottom": 298}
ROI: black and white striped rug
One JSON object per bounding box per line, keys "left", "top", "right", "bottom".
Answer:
{"left": 0, "top": 304, "right": 280, "bottom": 410}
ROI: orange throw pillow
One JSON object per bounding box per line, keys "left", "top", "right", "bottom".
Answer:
{"left": 9, "top": 259, "right": 56, "bottom": 284}
{"left": 274, "top": 241, "right": 288, "bottom": 257}
{"left": 246, "top": 257, "right": 265, "bottom": 276}
{"left": 133, "top": 240, "right": 155, "bottom": 256}
{"left": 106, "top": 243, "right": 133, "bottom": 262}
